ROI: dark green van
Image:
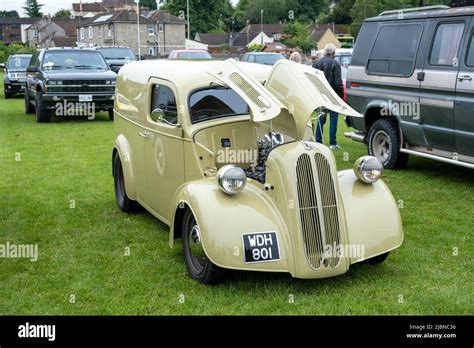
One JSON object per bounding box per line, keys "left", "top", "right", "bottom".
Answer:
{"left": 345, "top": 5, "right": 474, "bottom": 169}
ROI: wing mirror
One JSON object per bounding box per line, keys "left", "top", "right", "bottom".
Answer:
{"left": 26, "top": 66, "right": 38, "bottom": 73}
{"left": 151, "top": 108, "right": 180, "bottom": 127}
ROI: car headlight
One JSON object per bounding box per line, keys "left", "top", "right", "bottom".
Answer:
{"left": 8, "top": 73, "right": 18, "bottom": 81}
{"left": 354, "top": 156, "right": 383, "bottom": 183}
{"left": 217, "top": 165, "right": 247, "bottom": 194}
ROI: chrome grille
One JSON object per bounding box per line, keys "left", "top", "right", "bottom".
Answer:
{"left": 48, "top": 80, "right": 114, "bottom": 93}
{"left": 314, "top": 153, "right": 340, "bottom": 267}
{"left": 295, "top": 152, "right": 341, "bottom": 269}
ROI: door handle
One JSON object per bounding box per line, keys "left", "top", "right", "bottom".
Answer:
{"left": 138, "top": 131, "right": 151, "bottom": 138}
{"left": 458, "top": 75, "right": 472, "bottom": 81}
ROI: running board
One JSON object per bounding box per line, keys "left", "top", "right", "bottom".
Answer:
{"left": 400, "top": 148, "right": 474, "bottom": 169}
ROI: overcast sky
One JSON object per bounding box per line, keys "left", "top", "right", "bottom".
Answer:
{"left": 0, "top": 0, "right": 239, "bottom": 17}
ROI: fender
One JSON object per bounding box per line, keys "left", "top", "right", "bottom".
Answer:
{"left": 114, "top": 134, "right": 137, "bottom": 200}
{"left": 169, "top": 178, "right": 293, "bottom": 274}
{"left": 337, "top": 170, "right": 403, "bottom": 263}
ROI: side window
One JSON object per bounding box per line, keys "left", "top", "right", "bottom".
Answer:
{"left": 151, "top": 85, "right": 178, "bottom": 125}
{"left": 430, "top": 22, "right": 465, "bottom": 66}
{"left": 466, "top": 32, "right": 474, "bottom": 67}
{"left": 247, "top": 55, "right": 255, "bottom": 63}
{"left": 367, "top": 23, "right": 422, "bottom": 77}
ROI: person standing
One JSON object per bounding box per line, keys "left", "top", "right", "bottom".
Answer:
{"left": 312, "top": 43, "right": 344, "bottom": 150}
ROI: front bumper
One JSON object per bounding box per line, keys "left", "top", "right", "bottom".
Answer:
{"left": 4, "top": 82, "right": 26, "bottom": 93}
{"left": 42, "top": 93, "right": 115, "bottom": 110}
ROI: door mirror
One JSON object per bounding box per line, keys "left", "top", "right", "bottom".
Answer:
{"left": 151, "top": 108, "right": 180, "bottom": 127}
{"left": 26, "top": 66, "right": 38, "bottom": 73}
{"left": 151, "top": 107, "right": 165, "bottom": 122}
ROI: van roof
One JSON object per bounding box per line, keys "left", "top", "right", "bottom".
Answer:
{"left": 366, "top": 5, "right": 474, "bottom": 22}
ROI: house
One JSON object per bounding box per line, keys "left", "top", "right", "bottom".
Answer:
{"left": 310, "top": 27, "right": 341, "bottom": 51}
{"left": 77, "top": 9, "right": 185, "bottom": 56}
{"left": 26, "top": 17, "right": 81, "bottom": 48}
{"left": 0, "top": 18, "right": 37, "bottom": 44}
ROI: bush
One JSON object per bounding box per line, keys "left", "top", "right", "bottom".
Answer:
{"left": 0, "top": 42, "right": 36, "bottom": 63}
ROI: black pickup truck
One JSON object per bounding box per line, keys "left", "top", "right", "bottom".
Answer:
{"left": 25, "top": 47, "right": 117, "bottom": 123}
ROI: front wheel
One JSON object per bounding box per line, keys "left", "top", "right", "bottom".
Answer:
{"left": 182, "top": 209, "right": 224, "bottom": 284}
{"left": 4, "top": 91, "right": 12, "bottom": 99}
{"left": 35, "top": 91, "right": 51, "bottom": 123}
{"left": 25, "top": 91, "right": 35, "bottom": 114}
{"left": 108, "top": 109, "right": 114, "bottom": 121}
{"left": 113, "top": 152, "right": 139, "bottom": 213}
{"left": 367, "top": 118, "right": 408, "bottom": 169}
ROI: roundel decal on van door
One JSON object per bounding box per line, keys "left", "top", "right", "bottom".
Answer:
{"left": 154, "top": 136, "right": 165, "bottom": 176}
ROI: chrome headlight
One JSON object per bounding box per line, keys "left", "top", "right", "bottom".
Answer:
{"left": 217, "top": 165, "right": 247, "bottom": 194}
{"left": 8, "top": 73, "right": 18, "bottom": 81}
{"left": 354, "top": 156, "right": 383, "bottom": 183}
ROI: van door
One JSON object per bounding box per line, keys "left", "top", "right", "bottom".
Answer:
{"left": 142, "top": 79, "right": 184, "bottom": 223}
{"left": 419, "top": 18, "right": 470, "bottom": 151}
{"left": 455, "top": 23, "right": 474, "bottom": 156}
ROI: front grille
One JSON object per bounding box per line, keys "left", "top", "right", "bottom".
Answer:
{"left": 49, "top": 80, "right": 114, "bottom": 93}
{"left": 295, "top": 153, "right": 341, "bottom": 269}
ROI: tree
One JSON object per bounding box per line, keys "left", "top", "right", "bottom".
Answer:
{"left": 241, "top": 0, "right": 288, "bottom": 25}
{"left": 349, "top": 0, "right": 381, "bottom": 36}
{"left": 281, "top": 21, "right": 314, "bottom": 53}
{"left": 162, "top": 0, "right": 233, "bottom": 37}
{"left": 23, "top": 0, "right": 43, "bottom": 18}
{"left": 292, "top": 0, "right": 329, "bottom": 22}
{"left": 329, "top": 0, "right": 355, "bottom": 24}
{"left": 54, "top": 9, "right": 71, "bottom": 18}
{"left": 0, "top": 10, "right": 20, "bottom": 18}
{"left": 140, "top": 0, "right": 158, "bottom": 10}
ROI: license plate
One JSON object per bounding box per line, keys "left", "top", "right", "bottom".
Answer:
{"left": 79, "top": 94, "right": 92, "bottom": 102}
{"left": 242, "top": 232, "right": 280, "bottom": 263}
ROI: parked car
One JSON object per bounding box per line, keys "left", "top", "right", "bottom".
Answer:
{"left": 25, "top": 47, "right": 117, "bottom": 123}
{"left": 345, "top": 5, "right": 474, "bottom": 169}
{"left": 168, "top": 49, "right": 212, "bottom": 60}
{"left": 112, "top": 58, "right": 403, "bottom": 284}
{"left": 94, "top": 46, "right": 137, "bottom": 73}
{"left": 241, "top": 52, "right": 286, "bottom": 65}
{"left": 3, "top": 54, "right": 32, "bottom": 99}
{"left": 334, "top": 48, "right": 353, "bottom": 68}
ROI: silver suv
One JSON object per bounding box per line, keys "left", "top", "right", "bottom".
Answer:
{"left": 345, "top": 5, "right": 474, "bottom": 169}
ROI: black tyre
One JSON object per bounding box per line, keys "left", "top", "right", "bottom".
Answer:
{"left": 113, "top": 152, "right": 139, "bottom": 213}
{"left": 24, "top": 91, "right": 35, "bottom": 114}
{"left": 108, "top": 109, "right": 114, "bottom": 121}
{"left": 35, "top": 91, "right": 51, "bottom": 123}
{"left": 367, "top": 118, "right": 409, "bottom": 169}
{"left": 5, "top": 91, "right": 12, "bottom": 99}
{"left": 182, "top": 209, "right": 224, "bottom": 284}
{"left": 365, "top": 252, "right": 390, "bottom": 265}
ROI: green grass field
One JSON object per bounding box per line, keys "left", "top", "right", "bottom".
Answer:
{"left": 0, "top": 76, "right": 472, "bottom": 315}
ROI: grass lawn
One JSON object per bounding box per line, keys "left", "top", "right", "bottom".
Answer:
{"left": 0, "top": 74, "right": 472, "bottom": 315}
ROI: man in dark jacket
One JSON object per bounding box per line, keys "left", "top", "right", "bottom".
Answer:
{"left": 312, "top": 43, "right": 344, "bottom": 149}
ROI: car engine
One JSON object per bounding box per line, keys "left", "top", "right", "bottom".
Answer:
{"left": 245, "top": 132, "right": 284, "bottom": 184}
